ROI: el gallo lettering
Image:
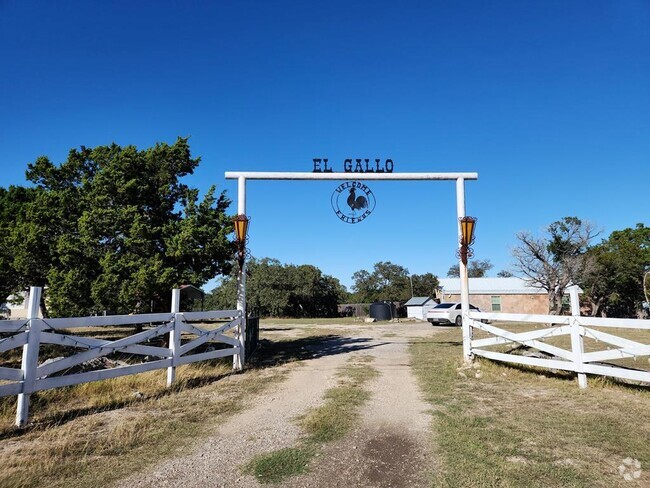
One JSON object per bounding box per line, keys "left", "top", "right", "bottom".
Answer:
{"left": 312, "top": 158, "right": 394, "bottom": 173}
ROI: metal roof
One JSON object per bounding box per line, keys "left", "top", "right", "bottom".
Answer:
{"left": 438, "top": 277, "right": 547, "bottom": 295}
{"left": 404, "top": 297, "right": 434, "bottom": 306}
{"left": 179, "top": 284, "right": 205, "bottom": 300}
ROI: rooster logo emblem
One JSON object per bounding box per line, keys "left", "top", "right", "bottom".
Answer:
{"left": 331, "top": 181, "right": 376, "bottom": 224}
{"left": 347, "top": 187, "right": 368, "bottom": 211}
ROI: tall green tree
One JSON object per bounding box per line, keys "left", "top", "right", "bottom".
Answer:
{"left": 410, "top": 272, "right": 440, "bottom": 297}
{"left": 205, "top": 257, "right": 346, "bottom": 318}
{"left": 582, "top": 223, "right": 650, "bottom": 317}
{"left": 0, "top": 138, "right": 234, "bottom": 316}
{"left": 0, "top": 186, "right": 37, "bottom": 303}
{"left": 351, "top": 261, "right": 412, "bottom": 302}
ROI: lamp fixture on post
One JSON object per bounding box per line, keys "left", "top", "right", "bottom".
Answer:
{"left": 457, "top": 216, "right": 477, "bottom": 265}
{"left": 233, "top": 214, "right": 250, "bottom": 268}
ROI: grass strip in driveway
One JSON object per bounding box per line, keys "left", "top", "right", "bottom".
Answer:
{"left": 244, "top": 354, "right": 378, "bottom": 484}
{"left": 411, "top": 327, "right": 650, "bottom": 487}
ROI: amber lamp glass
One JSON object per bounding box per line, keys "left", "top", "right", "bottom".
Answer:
{"left": 459, "top": 216, "right": 477, "bottom": 247}
{"left": 233, "top": 214, "right": 249, "bottom": 243}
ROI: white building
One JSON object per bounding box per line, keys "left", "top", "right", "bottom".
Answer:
{"left": 404, "top": 296, "right": 437, "bottom": 320}
{"left": 4, "top": 290, "right": 43, "bottom": 319}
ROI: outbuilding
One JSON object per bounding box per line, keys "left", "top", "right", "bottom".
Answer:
{"left": 404, "top": 296, "right": 437, "bottom": 320}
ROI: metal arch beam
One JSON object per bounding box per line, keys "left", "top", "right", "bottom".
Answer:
{"left": 225, "top": 171, "right": 478, "bottom": 181}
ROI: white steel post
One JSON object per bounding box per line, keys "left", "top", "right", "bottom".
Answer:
{"left": 568, "top": 285, "right": 587, "bottom": 388}
{"left": 16, "top": 286, "right": 43, "bottom": 427}
{"left": 456, "top": 178, "right": 472, "bottom": 361}
{"left": 167, "top": 288, "right": 181, "bottom": 387}
{"left": 234, "top": 176, "right": 247, "bottom": 370}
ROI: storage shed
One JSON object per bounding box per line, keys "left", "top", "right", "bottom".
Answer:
{"left": 404, "top": 296, "right": 437, "bottom": 321}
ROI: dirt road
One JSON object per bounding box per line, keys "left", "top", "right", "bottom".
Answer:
{"left": 115, "top": 320, "right": 439, "bottom": 488}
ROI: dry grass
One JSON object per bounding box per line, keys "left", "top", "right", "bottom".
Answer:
{"left": 411, "top": 327, "right": 650, "bottom": 487}
{"left": 0, "top": 358, "right": 289, "bottom": 488}
{"left": 0, "top": 320, "right": 240, "bottom": 430}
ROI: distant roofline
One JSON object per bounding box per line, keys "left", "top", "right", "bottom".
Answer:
{"left": 438, "top": 277, "right": 546, "bottom": 295}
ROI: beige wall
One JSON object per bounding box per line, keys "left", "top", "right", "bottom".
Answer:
{"left": 443, "top": 293, "right": 548, "bottom": 314}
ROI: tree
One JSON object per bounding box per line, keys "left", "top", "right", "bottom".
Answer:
{"left": 0, "top": 138, "right": 234, "bottom": 316}
{"left": 582, "top": 224, "right": 650, "bottom": 317}
{"left": 410, "top": 272, "right": 440, "bottom": 298}
{"left": 205, "top": 258, "right": 346, "bottom": 318}
{"left": 497, "top": 270, "right": 514, "bottom": 278}
{"left": 447, "top": 259, "right": 493, "bottom": 278}
{"left": 0, "top": 186, "right": 37, "bottom": 303}
{"left": 351, "top": 261, "right": 412, "bottom": 302}
{"left": 512, "top": 217, "right": 598, "bottom": 314}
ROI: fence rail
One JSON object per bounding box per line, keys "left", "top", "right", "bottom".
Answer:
{"left": 467, "top": 288, "right": 650, "bottom": 388}
{"left": 0, "top": 287, "right": 246, "bottom": 426}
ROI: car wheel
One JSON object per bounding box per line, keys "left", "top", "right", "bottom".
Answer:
{"left": 455, "top": 315, "right": 462, "bottom": 327}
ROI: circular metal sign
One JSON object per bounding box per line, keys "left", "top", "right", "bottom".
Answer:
{"left": 331, "top": 181, "right": 376, "bottom": 224}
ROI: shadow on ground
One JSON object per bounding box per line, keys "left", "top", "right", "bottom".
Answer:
{"left": 250, "top": 334, "right": 383, "bottom": 367}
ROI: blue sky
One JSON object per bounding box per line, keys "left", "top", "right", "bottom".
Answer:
{"left": 1, "top": 1, "right": 648, "bottom": 290}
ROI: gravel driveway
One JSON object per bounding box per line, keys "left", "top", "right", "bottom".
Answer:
{"left": 115, "top": 320, "right": 440, "bottom": 488}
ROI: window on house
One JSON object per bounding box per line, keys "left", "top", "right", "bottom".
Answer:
{"left": 491, "top": 296, "right": 502, "bottom": 312}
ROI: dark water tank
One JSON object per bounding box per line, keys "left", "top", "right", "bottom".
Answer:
{"left": 369, "top": 301, "right": 395, "bottom": 321}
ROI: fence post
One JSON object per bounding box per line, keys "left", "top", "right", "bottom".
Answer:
{"left": 233, "top": 310, "right": 245, "bottom": 371}
{"left": 568, "top": 285, "right": 587, "bottom": 389}
{"left": 166, "top": 288, "right": 181, "bottom": 387}
{"left": 15, "top": 286, "right": 43, "bottom": 427}
{"left": 233, "top": 258, "right": 246, "bottom": 371}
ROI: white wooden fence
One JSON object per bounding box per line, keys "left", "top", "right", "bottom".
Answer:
{"left": 467, "top": 288, "right": 650, "bottom": 388}
{"left": 0, "top": 287, "right": 243, "bottom": 426}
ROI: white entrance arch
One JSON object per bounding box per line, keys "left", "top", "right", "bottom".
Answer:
{"left": 224, "top": 171, "right": 478, "bottom": 369}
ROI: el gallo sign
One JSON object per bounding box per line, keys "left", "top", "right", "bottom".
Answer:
{"left": 312, "top": 158, "right": 394, "bottom": 173}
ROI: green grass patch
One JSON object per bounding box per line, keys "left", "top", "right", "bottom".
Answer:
{"left": 244, "top": 446, "right": 317, "bottom": 483}
{"left": 411, "top": 329, "right": 650, "bottom": 487}
{"left": 301, "top": 361, "right": 378, "bottom": 443}
{"left": 245, "top": 355, "right": 378, "bottom": 483}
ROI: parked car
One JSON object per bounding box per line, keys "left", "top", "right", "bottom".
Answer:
{"left": 426, "top": 302, "right": 485, "bottom": 326}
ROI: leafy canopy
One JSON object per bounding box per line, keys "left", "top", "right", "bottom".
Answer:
{"left": 447, "top": 259, "right": 493, "bottom": 278}
{"left": 0, "top": 138, "right": 234, "bottom": 316}
{"left": 205, "top": 257, "right": 346, "bottom": 318}
{"left": 351, "top": 261, "right": 439, "bottom": 302}
{"left": 582, "top": 223, "right": 650, "bottom": 317}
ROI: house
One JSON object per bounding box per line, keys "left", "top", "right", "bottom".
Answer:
{"left": 437, "top": 277, "right": 551, "bottom": 314}
{"left": 404, "top": 296, "right": 437, "bottom": 320}
{"left": 5, "top": 290, "right": 44, "bottom": 319}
